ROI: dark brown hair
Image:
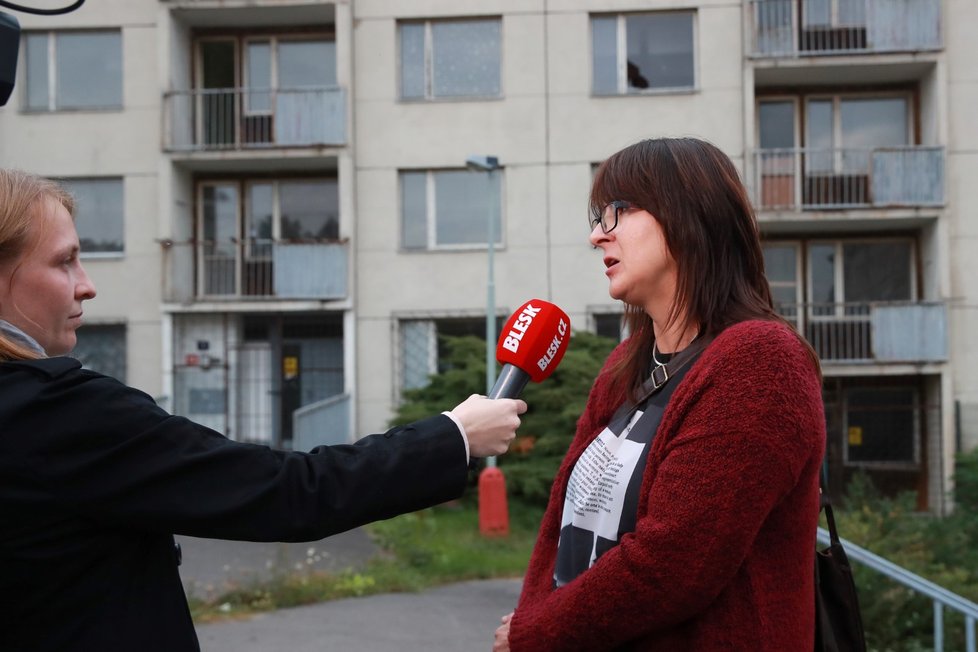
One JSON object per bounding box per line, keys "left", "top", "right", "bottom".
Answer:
{"left": 589, "top": 137, "right": 819, "bottom": 400}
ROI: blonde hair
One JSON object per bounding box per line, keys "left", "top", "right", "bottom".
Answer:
{"left": 0, "top": 169, "right": 75, "bottom": 361}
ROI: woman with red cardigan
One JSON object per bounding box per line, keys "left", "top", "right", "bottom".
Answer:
{"left": 494, "top": 138, "right": 826, "bottom": 651}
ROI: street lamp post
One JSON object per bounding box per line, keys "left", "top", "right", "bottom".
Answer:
{"left": 466, "top": 154, "right": 508, "bottom": 537}
{"left": 465, "top": 154, "right": 501, "bottom": 426}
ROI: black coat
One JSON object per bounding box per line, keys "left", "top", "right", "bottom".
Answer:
{"left": 0, "top": 357, "right": 468, "bottom": 651}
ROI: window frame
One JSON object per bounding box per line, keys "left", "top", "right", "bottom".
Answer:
{"left": 395, "top": 313, "right": 506, "bottom": 401}
{"left": 198, "top": 177, "right": 340, "bottom": 244}
{"left": 590, "top": 10, "right": 698, "bottom": 96}
{"left": 761, "top": 241, "right": 803, "bottom": 331}
{"left": 399, "top": 168, "right": 505, "bottom": 252}
{"left": 842, "top": 385, "right": 921, "bottom": 469}
{"left": 72, "top": 322, "right": 128, "bottom": 382}
{"left": 238, "top": 34, "right": 339, "bottom": 114}
{"left": 397, "top": 17, "right": 503, "bottom": 102}
{"left": 803, "top": 92, "right": 913, "bottom": 173}
{"left": 804, "top": 237, "right": 917, "bottom": 323}
{"left": 58, "top": 176, "right": 126, "bottom": 259}
{"left": 195, "top": 177, "right": 340, "bottom": 296}
{"left": 22, "top": 29, "right": 123, "bottom": 112}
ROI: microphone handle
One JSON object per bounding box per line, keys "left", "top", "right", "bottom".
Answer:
{"left": 488, "top": 363, "right": 531, "bottom": 399}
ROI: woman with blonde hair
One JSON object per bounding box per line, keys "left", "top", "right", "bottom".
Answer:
{"left": 0, "top": 168, "right": 527, "bottom": 651}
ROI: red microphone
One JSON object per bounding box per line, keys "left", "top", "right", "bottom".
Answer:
{"left": 479, "top": 299, "right": 571, "bottom": 537}
{"left": 489, "top": 299, "right": 571, "bottom": 399}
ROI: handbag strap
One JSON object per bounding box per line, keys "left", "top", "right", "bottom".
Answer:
{"left": 604, "top": 334, "right": 713, "bottom": 427}
{"left": 633, "top": 334, "right": 713, "bottom": 405}
{"left": 820, "top": 479, "right": 842, "bottom": 546}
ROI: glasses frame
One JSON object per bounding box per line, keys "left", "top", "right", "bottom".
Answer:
{"left": 590, "top": 200, "right": 633, "bottom": 234}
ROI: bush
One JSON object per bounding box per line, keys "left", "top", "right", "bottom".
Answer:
{"left": 833, "top": 454, "right": 978, "bottom": 652}
{"left": 390, "top": 331, "right": 618, "bottom": 505}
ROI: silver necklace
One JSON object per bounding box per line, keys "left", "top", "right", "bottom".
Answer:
{"left": 653, "top": 330, "right": 699, "bottom": 369}
{"left": 652, "top": 343, "right": 666, "bottom": 368}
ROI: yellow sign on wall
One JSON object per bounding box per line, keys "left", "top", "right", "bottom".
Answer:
{"left": 848, "top": 426, "right": 863, "bottom": 446}
{"left": 283, "top": 356, "right": 299, "bottom": 380}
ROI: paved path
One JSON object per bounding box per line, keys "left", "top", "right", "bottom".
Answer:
{"left": 178, "top": 531, "right": 523, "bottom": 651}
{"left": 195, "top": 578, "right": 523, "bottom": 652}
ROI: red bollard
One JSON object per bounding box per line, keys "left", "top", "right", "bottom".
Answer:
{"left": 478, "top": 466, "right": 509, "bottom": 537}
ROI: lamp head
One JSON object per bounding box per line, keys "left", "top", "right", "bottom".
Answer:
{"left": 466, "top": 155, "right": 500, "bottom": 172}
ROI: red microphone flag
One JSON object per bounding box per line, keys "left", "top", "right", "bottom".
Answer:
{"left": 495, "top": 299, "right": 571, "bottom": 383}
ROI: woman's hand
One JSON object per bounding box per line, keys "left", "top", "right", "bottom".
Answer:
{"left": 450, "top": 395, "right": 526, "bottom": 458}
{"left": 493, "top": 612, "right": 513, "bottom": 652}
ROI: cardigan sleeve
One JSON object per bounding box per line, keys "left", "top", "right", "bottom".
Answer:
{"left": 7, "top": 367, "right": 468, "bottom": 542}
{"left": 509, "top": 321, "right": 824, "bottom": 650}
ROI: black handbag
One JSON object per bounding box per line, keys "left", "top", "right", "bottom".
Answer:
{"left": 814, "top": 494, "right": 867, "bottom": 652}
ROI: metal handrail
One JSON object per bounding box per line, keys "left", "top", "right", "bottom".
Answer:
{"left": 818, "top": 528, "right": 978, "bottom": 651}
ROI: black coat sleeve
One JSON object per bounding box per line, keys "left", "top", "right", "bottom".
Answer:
{"left": 4, "top": 362, "right": 468, "bottom": 542}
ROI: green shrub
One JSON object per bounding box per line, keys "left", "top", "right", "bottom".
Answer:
{"left": 833, "top": 455, "right": 978, "bottom": 652}
{"left": 390, "top": 331, "right": 618, "bottom": 505}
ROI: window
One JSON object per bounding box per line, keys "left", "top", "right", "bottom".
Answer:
{"left": 807, "top": 96, "right": 909, "bottom": 173}
{"left": 247, "top": 179, "right": 339, "bottom": 243}
{"left": 762, "top": 243, "right": 801, "bottom": 328}
{"left": 73, "top": 324, "right": 126, "bottom": 382}
{"left": 592, "top": 312, "right": 624, "bottom": 341}
{"left": 401, "top": 169, "right": 502, "bottom": 250}
{"left": 764, "top": 238, "right": 916, "bottom": 361}
{"left": 60, "top": 178, "right": 124, "bottom": 255}
{"left": 809, "top": 240, "right": 913, "bottom": 315}
{"left": 196, "top": 35, "right": 338, "bottom": 147}
{"left": 24, "top": 31, "right": 122, "bottom": 110}
{"left": 399, "top": 19, "right": 501, "bottom": 100}
{"left": 198, "top": 178, "right": 339, "bottom": 296}
{"left": 592, "top": 12, "right": 695, "bottom": 95}
{"left": 243, "top": 37, "right": 337, "bottom": 112}
{"left": 756, "top": 94, "right": 915, "bottom": 208}
{"left": 398, "top": 316, "right": 504, "bottom": 393}
{"left": 844, "top": 386, "right": 919, "bottom": 467}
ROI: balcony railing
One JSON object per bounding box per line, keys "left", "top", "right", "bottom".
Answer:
{"left": 776, "top": 301, "right": 947, "bottom": 364}
{"left": 752, "top": 146, "right": 944, "bottom": 211}
{"left": 162, "top": 239, "right": 348, "bottom": 302}
{"left": 292, "top": 393, "right": 351, "bottom": 452}
{"left": 163, "top": 86, "right": 346, "bottom": 152}
{"left": 750, "top": 0, "right": 942, "bottom": 57}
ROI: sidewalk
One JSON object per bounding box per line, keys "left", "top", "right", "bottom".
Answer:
{"left": 177, "top": 531, "right": 523, "bottom": 651}
{"left": 195, "top": 578, "right": 523, "bottom": 652}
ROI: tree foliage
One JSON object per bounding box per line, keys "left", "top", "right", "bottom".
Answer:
{"left": 833, "top": 456, "right": 978, "bottom": 652}
{"left": 390, "top": 331, "right": 618, "bottom": 505}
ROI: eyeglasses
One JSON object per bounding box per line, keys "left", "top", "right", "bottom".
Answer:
{"left": 590, "top": 200, "right": 634, "bottom": 234}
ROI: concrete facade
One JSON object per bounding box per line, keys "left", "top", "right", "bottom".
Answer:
{"left": 0, "top": 0, "right": 973, "bottom": 511}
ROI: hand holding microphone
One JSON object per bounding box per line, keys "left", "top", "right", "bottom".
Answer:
{"left": 451, "top": 299, "right": 571, "bottom": 458}
{"left": 451, "top": 394, "right": 527, "bottom": 458}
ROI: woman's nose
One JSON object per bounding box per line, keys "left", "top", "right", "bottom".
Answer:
{"left": 589, "top": 223, "right": 609, "bottom": 247}
{"left": 76, "top": 264, "right": 97, "bottom": 300}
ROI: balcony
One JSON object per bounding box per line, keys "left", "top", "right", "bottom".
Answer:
{"left": 777, "top": 301, "right": 947, "bottom": 364}
{"left": 752, "top": 146, "right": 944, "bottom": 211}
{"left": 162, "top": 239, "right": 348, "bottom": 303}
{"left": 163, "top": 86, "right": 346, "bottom": 153}
{"left": 749, "top": 0, "right": 942, "bottom": 58}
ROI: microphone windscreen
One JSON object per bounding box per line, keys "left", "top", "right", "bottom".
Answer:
{"left": 495, "top": 299, "right": 571, "bottom": 383}
{"left": 0, "top": 13, "right": 19, "bottom": 108}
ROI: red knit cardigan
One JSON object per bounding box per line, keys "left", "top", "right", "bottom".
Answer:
{"left": 509, "top": 320, "right": 826, "bottom": 651}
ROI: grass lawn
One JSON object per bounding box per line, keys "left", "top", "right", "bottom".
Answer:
{"left": 189, "top": 495, "right": 545, "bottom": 624}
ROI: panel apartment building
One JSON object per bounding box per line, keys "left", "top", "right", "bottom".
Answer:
{"left": 0, "top": 0, "right": 974, "bottom": 513}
